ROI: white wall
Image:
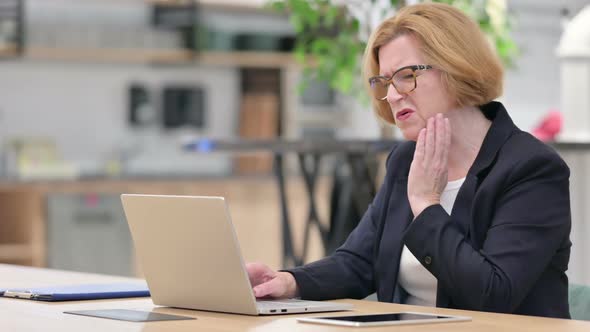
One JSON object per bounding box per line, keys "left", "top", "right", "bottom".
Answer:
{"left": 0, "top": 61, "right": 240, "bottom": 176}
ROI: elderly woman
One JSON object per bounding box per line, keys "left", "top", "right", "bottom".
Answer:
{"left": 247, "top": 3, "right": 571, "bottom": 318}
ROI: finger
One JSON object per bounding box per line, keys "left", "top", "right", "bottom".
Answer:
{"left": 246, "top": 263, "right": 275, "bottom": 286}
{"left": 424, "top": 117, "right": 435, "bottom": 167}
{"left": 253, "top": 277, "right": 284, "bottom": 298}
{"left": 414, "top": 128, "right": 426, "bottom": 163}
{"left": 433, "top": 114, "right": 445, "bottom": 171}
{"left": 245, "top": 262, "right": 265, "bottom": 276}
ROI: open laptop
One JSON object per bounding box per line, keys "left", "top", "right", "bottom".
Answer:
{"left": 120, "top": 194, "right": 353, "bottom": 315}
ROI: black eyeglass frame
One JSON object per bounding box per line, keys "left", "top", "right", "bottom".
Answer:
{"left": 368, "top": 64, "right": 433, "bottom": 100}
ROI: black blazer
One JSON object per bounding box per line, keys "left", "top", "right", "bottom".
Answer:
{"left": 287, "top": 102, "right": 572, "bottom": 318}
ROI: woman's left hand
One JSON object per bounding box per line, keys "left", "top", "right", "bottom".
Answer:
{"left": 407, "top": 113, "right": 451, "bottom": 217}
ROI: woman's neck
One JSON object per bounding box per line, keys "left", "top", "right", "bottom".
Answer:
{"left": 446, "top": 106, "right": 492, "bottom": 181}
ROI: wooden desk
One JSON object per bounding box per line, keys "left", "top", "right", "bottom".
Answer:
{"left": 2, "top": 264, "right": 589, "bottom": 331}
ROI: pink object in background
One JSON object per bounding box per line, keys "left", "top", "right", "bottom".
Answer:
{"left": 531, "top": 110, "right": 563, "bottom": 142}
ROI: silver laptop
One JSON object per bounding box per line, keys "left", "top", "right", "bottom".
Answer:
{"left": 120, "top": 194, "right": 353, "bottom": 315}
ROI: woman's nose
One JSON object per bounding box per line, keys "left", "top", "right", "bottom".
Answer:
{"left": 386, "top": 84, "right": 404, "bottom": 104}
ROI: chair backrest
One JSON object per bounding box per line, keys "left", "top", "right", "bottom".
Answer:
{"left": 569, "top": 283, "right": 590, "bottom": 321}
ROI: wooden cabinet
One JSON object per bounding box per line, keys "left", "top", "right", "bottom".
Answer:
{"left": 0, "top": 190, "right": 45, "bottom": 266}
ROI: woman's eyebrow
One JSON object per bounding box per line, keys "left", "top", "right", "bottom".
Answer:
{"left": 380, "top": 65, "right": 406, "bottom": 77}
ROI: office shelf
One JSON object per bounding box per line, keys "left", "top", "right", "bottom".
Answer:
{"left": 23, "top": 47, "right": 298, "bottom": 67}
{"left": 24, "top": 47, "right": 194, "bottom": 64}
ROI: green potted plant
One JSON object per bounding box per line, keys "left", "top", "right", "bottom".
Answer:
{"left": 268, "top": 0, "right": 518, "bottom": 98}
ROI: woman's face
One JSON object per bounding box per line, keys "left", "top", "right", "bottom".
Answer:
{"left": 377, "top": 35, "right": 456, "bottom": 141}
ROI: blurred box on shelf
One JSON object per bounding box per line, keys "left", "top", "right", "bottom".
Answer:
{"left": 2, "top": 138, "right": 79, "bottom": 180}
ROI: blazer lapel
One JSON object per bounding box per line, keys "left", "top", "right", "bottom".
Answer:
{"left": 470, "top": 102, "right": 517, "bottom": 176}
{"left": 449, "top": 173, "right": 478, "bottom": 237}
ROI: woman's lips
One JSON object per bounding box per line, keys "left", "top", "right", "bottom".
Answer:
{"left": 396, "top": 109, "right": 415, "bottom": 121}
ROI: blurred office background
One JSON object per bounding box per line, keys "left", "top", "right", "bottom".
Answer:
{"left": 0, "top": 0, "right": 589, "bottom": 288}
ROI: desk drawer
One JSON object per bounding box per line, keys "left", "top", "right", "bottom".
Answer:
{"left": 46, "top": 193, "right": 133, "bottom": 276}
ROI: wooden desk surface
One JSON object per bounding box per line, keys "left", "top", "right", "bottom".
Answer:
{"left": 2, "top": 264, "right": 589, "bottom": 331}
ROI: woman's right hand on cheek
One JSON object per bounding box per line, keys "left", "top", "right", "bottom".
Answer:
{"left": 407, "top": 113, "right": 450, "bottom": 217}
{"left": 246, "top": 262, "right": 299, "bottom": 299}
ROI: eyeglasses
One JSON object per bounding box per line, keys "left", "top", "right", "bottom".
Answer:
{"left": 368, "top": 64, "right": 433, "bottom": 101}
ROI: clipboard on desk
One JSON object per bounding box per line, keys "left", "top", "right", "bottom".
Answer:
{"left": 0, "top": 282, "right": 150, "bottom": 301}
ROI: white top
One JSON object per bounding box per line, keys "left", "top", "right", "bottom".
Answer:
{"left": 398, "top": 177, "right": 465, "bottom": 307}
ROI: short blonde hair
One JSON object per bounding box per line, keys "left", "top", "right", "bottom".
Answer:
{"left": 363, "top": 3, "right": 504, "bottom": 124}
